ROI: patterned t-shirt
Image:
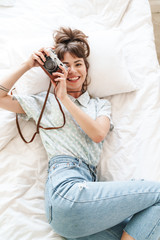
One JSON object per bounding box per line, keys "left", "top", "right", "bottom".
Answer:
{"left": 15, "top": 91, "right": 113, "bottom": 166}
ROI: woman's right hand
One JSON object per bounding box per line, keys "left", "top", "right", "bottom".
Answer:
{"left": 25, "top": 47, "right": 50, "bottom": 69}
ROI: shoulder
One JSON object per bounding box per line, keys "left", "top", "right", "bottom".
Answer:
{"left": 19, "top": 91, "right": 55, "bottom": 103}
{"left": 90, "top": 96, "right": 111, "bottom": 109}
{"left": 14, "top": 91, "right": 54, "bottom": 112}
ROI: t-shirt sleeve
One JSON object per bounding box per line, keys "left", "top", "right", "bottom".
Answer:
{"left": 14, "top": 92, "right": 46, "bottom": 123}
{"left": 96, "top": 98, "right": 114, "bottom": 131}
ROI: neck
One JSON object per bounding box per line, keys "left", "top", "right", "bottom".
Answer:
{"left": 67, "top": 90, "right": 83, "bottom": 98}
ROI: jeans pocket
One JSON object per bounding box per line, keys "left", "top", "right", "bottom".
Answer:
{"left": 50, "top": 162, "right": 79, "bottom": 176}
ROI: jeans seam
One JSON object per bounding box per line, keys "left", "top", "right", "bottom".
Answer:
{"left": 108, "top": 228, "right": 122, "bottom": 239}
{"left": 145, "top": 218, "right": 160, "bottom": 239}
{"left": 55, "top": 191, "right": 160, "bottom": 204}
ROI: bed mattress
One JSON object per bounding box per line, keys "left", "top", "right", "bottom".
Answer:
{"left": 0, "top": 0, "right": 160, "bottom": 239}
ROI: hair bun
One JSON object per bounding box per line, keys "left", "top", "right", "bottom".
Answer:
{"left": 53, "top": 27, "right": 90, "bottom": 57}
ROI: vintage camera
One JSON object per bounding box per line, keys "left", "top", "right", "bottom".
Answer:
{"left": 39, "top": 48, "right": 68, "bottom": 80}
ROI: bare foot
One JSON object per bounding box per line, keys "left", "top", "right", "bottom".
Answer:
{"left": 121, "top": 231, "right": 135, "bottom": 240}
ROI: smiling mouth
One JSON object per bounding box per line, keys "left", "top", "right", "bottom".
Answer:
{"left": 67, "top": 76, "right": 80, "bottom": 82}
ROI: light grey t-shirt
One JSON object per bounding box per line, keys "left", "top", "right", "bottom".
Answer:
{"left": 15, "top": 91, "right": 113, "bottom": 166}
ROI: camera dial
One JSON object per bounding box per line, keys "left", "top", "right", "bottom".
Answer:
{"left": 44, "top": 57, "right": 58, "bottom": 73}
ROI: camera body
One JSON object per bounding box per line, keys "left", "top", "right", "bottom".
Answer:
{"left": 39, "top": 48, "right": 67, "bottom": 80}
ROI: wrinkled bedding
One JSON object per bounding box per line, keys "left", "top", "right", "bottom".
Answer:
{"left": 0, "top": 0, "right": 160, "bottom": 239}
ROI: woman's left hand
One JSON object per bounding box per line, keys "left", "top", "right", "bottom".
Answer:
{"left": 51, "top": 65, "right": 68, "bottom": 101}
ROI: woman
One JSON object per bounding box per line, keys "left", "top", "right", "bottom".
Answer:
{"left": 0, "top": 27, "right": 160, "bottom": 240}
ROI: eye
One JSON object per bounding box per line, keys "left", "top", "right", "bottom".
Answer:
{"left": 76, "top": 63, "right": 82, "bottom": 67}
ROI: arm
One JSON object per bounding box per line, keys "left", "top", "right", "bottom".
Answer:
{"left": 0, "top": 63, "right": 30, "bottom": 113}
{"left": 61, "top": 96, "right": 110, "bottom": 143}
{"left": 52, "top": 66, "right": 110, "bottom": 143}
{"left": 0, "top": 63, "right": 30, "bottom": 99}
{"left": 0, "top": 48, "right": 49, "bottom": 113}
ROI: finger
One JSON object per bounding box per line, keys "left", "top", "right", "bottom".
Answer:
{"left": 52, "top": 72, "right": 64, "bottom": 78}
{"left": 39, "top": 47, "right": 50, "bottom": 57}
{"left": 59, "top": 64, "right": 68, "bottom": 75}
{"left": 54, "top": 77, "right": 66, "bottom": 82}
{"left": 32, "top": 53, "right": 44, "bottom": 65}
{"left": 50, "top": 79, "right": 56, "bottom": 87}
{"left": 43, "top": 48, "right": 50, "bottom": 57}
{"left": 34, "top": 51, "right": 46, "bottom": 62}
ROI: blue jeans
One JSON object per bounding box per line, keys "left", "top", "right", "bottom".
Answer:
{"left": 45, "top": 155, "right": 160, "bottom": 240}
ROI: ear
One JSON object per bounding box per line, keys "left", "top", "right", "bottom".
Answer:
{"left": 84, "top": 62, "right": 88, "bottom": 73}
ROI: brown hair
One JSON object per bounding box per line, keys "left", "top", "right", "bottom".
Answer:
{"left": 53, "top": 27, "right": 90, "bottom": 91}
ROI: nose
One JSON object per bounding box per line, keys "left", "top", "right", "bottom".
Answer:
{"left": 68, "top": 65, "right": 77, "bottom": 74}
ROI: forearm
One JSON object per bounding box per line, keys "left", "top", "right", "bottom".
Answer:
{"left": 61, "top": 96, "right": 109, "bottom": 143}
{"left": 0, "top": 62, "right": 31, "bottom": 98}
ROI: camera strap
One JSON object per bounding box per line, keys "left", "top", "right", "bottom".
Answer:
{"left": 16, "top": 80, "right": 66, "bottom": 144}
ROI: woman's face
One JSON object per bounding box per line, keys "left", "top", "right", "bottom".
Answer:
{"left": 62, "top": 52, "right": 87, "bottom": 97}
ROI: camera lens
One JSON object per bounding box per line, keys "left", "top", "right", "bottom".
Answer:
{"left": 44, "top": 59, "right": 57, "bottom": 72}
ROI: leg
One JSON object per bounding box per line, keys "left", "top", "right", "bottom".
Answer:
{"left": 66, "top": 219, "right": 129, "bottom": 240}
{"left": 124, "top": 202, "right": 160, "bottom": 240}
{"left": 45, "top": 158, "right": 160, "bottom": 239}
{"left": 48, "top": 180, "right": 160, "bottom": 239}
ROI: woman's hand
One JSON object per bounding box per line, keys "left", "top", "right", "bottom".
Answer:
{"left": 51, "top": 65, "right": 68, "bottom": 101}
{"left": 25, "top": 47, "right": 50, "bottom": 69}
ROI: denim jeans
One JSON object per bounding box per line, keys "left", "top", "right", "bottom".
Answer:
{"left": 45, "top": 155, "right": 160, "bottom": 240}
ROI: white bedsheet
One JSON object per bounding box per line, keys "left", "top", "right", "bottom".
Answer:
{"left": 0, "top": 0, "right": 160, "bottom": 239}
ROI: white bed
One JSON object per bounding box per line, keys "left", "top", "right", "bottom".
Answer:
{"left": 0, "top": 0, "right": 160, "bottom": 239}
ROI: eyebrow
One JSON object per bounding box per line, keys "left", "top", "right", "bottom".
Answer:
{"left": 63, "top": 60, "right": 83, "bottom": 64}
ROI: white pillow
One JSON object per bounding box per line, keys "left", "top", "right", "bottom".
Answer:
{"left": 87, "top": 30, "right": 137, "bottom": 97}
{"left": 67, "top": 0, "right": 131, "bottom": 28}
{"left": 7, "top": 29, "right": 137, "bottom": 97}
{"left": 7, "top": 38, "right": 54, "bottom": 95}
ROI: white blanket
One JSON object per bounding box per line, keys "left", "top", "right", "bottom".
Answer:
{"left": 0, "top": 0, "right": 160, "bottom": 239}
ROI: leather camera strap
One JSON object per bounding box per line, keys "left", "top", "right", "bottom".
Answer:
{"left": 16, "top": 80, "right": 66, "bottom": 144}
